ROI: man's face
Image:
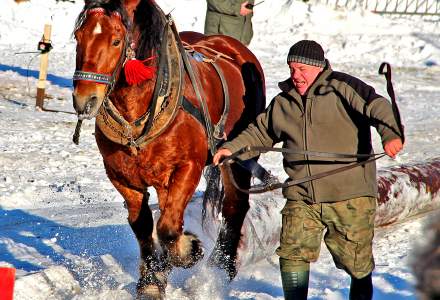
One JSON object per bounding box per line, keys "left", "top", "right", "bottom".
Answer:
{"left": 289, "top": 62, "right": 323, "bottom": 96}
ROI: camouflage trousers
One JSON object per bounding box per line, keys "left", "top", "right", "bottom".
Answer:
{"left": 276, "top": 196, "right": 376, "bottom": 279}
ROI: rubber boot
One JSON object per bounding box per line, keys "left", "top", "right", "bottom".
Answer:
{"left": 349, "top": 273, "right": 373, "bottom": 300}
{"left": 280, "top": 270, "right": 309, "bottom": 300}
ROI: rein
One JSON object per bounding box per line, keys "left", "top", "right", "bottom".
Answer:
{"left": 222, "top": 146, "right": 386, "bottom": 194}
{"left": 379, "top": 62, "right": 405, "bottom": 143}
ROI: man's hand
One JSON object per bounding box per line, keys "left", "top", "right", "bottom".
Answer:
{"left": 213, "top": 148, "right": 232, "bottom": 166}
{"left": 240, "top": 1, "right": 253, "bottom": 16}
{"left": 384, "top": 138, "right": 403, "bottom": 159}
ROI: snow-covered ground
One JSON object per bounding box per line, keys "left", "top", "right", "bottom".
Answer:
{"left": 0, "top": 0, "right": 439, "bottom": 299}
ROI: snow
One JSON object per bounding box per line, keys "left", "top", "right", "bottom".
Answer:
{"left": 0, "top": 0, "right": 439, "bottom": 299}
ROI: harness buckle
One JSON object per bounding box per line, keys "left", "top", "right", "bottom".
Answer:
{"left": 213, "top": 124, "right": 227, "bottom": 141}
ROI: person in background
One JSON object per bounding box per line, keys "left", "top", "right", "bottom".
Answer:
{"left": 204, "top": 0, "right": 254, "bottom": 46}
{"left": 213, "top": 40, "right": 404, "bottom": 299}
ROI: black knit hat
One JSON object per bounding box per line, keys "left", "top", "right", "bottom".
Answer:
{"left": 287, "top": 40, "right": 325, "bottom": 68}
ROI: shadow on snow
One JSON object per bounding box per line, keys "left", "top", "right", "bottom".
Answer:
{"left": 0, "top": 206, "right": 138, "bottom": 292}
{"left": 0, "top": 64, "right": 73, "bottom": 88}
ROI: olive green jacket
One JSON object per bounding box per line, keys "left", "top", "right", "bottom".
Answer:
{"left": 222, "top": 62, "right": 403, "bottom": 203}
{"left": 204, "top": 0, "right": 254, "bottom": 46}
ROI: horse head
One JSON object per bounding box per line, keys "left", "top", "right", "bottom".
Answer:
{"left": 72, "top": 0, "right": 130, "bottom": 119}
{"left": 72, "top": 0, "right": 165, "bottom": 120}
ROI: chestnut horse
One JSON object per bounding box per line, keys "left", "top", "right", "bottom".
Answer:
{"left": 72, "top": 0, "right": 265, "bottom": 298}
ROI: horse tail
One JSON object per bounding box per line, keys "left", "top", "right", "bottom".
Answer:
{"left": 202, "top": 165, "right": 224, "bottom": 227}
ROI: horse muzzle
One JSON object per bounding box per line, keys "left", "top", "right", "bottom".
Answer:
{"left": 72, "top": 92, "right": 103, "bottom": 120}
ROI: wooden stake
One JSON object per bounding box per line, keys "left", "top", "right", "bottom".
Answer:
{"left": 36, "top": 24, "right": 52, "bottom": 109}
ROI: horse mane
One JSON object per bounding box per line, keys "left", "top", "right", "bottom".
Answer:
{"left": 73, "top": 0, "right": 130, "bottom": 35}
{"left": 133, "top": 0, "right": 165, "bottom": 60}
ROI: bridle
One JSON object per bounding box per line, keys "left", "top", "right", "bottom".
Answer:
{"left": 71, "top": 7, "right": 137, "bottom": 145}
{"left": 73, "top": 8, "right": 130, "bottom": 100}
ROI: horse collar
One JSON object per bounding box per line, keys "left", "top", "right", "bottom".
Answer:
{"left": 95, "top": 22, "right": 183, "bottom": 153}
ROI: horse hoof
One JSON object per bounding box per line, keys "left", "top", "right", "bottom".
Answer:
{"left": 207, "top": 248, "right": 237, "bottom": 281}
{"left": 169, "top": 231, "right": 204, "bottom": 268}
{"left": 136, "top": 269, "right": 167, "bottom": 300}
{"left": 136, "top": 284, "right": 164, "bottom": 300}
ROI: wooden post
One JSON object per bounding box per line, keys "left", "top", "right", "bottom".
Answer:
{"left": 36, "top": 24, "right": 52, "bottom": 110}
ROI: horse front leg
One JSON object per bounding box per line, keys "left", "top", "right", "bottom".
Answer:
{"left": 156, "top": 161, "right": 204, "bottom": 269}
{"left": 208, "top": 163, "right": 251, "bottom": 280}
{"left": 110, "top": 179, "right": 170, "bottom": 299}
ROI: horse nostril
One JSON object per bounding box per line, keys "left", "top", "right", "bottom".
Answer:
{"left": 84, "top": 95, "right": 98, "bottom": 114}
{"left": 90, "top": 95, "right": 98, "bottom": 103}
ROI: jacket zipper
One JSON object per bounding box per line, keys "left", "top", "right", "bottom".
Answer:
{"left": 303, "top": 97, "right": 316, "bottom": 202}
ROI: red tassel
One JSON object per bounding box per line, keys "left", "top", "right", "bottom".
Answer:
{"left": 124, "top": 59, "right": 156, "bottom": 85}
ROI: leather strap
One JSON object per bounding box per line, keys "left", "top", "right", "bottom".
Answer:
{"left": 169, "top": 19, "right": 217, "bottom": 155}
{"left": 379, "top": 62, "right": 405, "bottom": 143}
{"left": 224, "top": 155, "right": 384, "bottom": 194}
{"left": 222, "top": 146, "right": 385, "bottom": 194}
{"left": 181, "top": 96, "right": 206, "bottom": 127}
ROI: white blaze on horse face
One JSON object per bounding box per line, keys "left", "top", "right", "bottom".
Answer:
{"left": 92, "top": 22, "right": 102, "bottom": 35}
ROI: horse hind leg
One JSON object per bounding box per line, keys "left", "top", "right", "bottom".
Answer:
{"left": 208, "top": 162, "right": 251, "bottom": 280}
{"left": 128, "top": 190, "right": 171, "bottom": 299}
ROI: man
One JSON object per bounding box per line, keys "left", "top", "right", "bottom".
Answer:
{"left": 213, "top": 40, "right": 403, "bottom": 299}
{"left": 204, "top": 0, "right": 254, "bottom": 46}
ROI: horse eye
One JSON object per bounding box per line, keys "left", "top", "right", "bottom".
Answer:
{"left": 112, "top": 39, "right": 121, "bottom": 46}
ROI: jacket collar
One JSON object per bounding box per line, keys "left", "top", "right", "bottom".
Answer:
{"left": 278, "top": 59, "right": 333, "bottom": 97}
